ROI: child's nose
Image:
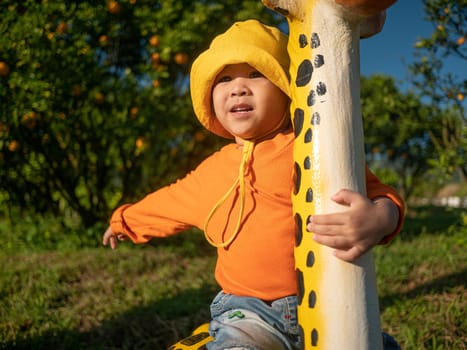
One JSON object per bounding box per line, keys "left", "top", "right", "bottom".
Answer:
{"left": 230, "top": 81, "right": 251, "bottom": 97}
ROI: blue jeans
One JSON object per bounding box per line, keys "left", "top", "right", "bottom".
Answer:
{"left": 206, "top": 291, "right": 401, "bottom": 350}
{"left": 207, "top": 291, "right": 301, "bottom": 350}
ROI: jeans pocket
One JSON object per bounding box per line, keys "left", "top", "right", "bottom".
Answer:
{"left": 276, "top": 296, "right": 299, "bottom": 335}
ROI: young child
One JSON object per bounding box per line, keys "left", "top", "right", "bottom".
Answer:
{"left": 103, "top": 20, "right": 404, "bottom": 350}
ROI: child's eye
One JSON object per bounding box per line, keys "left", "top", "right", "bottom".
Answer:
{"left": 249, "top": 71, "right": 264, "bottom": 79}
{"left": 216, "top": 75, "right": 232, "bottom": 84}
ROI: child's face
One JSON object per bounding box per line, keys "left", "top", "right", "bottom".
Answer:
{"left": 212, "top": 63, "right": 289, "bottom": 143}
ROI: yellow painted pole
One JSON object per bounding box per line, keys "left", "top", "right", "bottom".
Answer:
{"left": 262, "top": 0, "right": 396, "bottom": 349}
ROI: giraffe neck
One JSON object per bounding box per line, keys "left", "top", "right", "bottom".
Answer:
{"left": 264, "top": 1, "right": 383, "bottom": 349}
{"left": 289, "top": 1, "right": 366, "bottom": 203}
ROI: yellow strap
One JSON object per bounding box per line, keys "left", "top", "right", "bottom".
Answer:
{"left": 204, "top": 140, "right": 254, "bottom": 248}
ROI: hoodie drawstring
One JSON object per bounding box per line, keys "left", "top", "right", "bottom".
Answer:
{"left": 203, "top": 140, "right": 254, "bottom": 248}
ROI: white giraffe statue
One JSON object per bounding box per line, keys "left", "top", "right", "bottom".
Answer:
{"left": 261, "top": 0, "right": 396, "bottom": 349}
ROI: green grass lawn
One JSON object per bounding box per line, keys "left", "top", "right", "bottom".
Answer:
{"left": 0, "top": 206, "right": 465, "bottom": 349}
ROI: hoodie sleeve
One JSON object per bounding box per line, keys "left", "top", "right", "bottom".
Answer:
{"left": 365, "top": 166, "right": 405, "bottom": 244}
{"left": 109, "top": 168, "right": 205, "bottom": 244}
{"left": 109, "top": 145, "right": 238, "bottom": 244}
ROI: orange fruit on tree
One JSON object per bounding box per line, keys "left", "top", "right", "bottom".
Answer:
{"left": 457, "top": 36, "right": 465, "bottom": 46}
{"left": 56, "top": 21, "right": 68, "bottom": 34}
{"left": 135, "top": 137, "right": 144, "bottom": 149}
{"left": 22, "top": 111, "right": 37, "bottom": 129}
{"left": 151, "top": 52, "right": 160, "bottom": 63}
{"left": 108, "top": 1, "right": 121, "bottom": 14}
{"left": 0, "top": 61, "right": 10, "bottom": 76}
{"left": 99, "top": 35, "right": 109, "bottom": 45}
{"left": 8, "top": 140, "right": 20, "bottom": 152}
{"left": 149, "top": 35, "right": 160, "bottom": 47}
{"left": 174, "top": 52, "right": 189, "bottom": 65}
{"left": 94, "top": 92, "right": 105, "bottom": 104}
{"left": 152, "top": 79, "right": 161, "bottom": 88}
{"left": 130, "top": 107, "right": 138, "bottom": 119}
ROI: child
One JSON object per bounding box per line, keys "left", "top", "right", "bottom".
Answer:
{"left": 103, "top": 20, "right": 404, "bottom": 350}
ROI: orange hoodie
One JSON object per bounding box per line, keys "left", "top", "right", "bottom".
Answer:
{"left": 110, "top": 129, "right": 404, "bottom": 301}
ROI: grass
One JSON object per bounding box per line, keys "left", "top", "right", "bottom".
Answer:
{"left": 0, "top": 205, "right": 465, "bottom": 349}
{"left": 374, "top": 205, "right": 466, "bottom": 350}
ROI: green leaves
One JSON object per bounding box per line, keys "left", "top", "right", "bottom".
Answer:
{"left": 409, "top": 0, "right": 466, "bottom": 187}
{"left": 0, "top": 0, "right": 275, "bottom": 227}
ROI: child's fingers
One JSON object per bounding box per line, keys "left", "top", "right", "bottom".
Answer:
{"left": 307, "top": 213, "right": 346, "bottom": 231}
{"left": 102, "top": 227, "right": 112, "bottom": 245}
{"left": 332, "top": 189, "right": 370, "bottom": 209}
{"left": 333, "top": 246, "right": 365, "bottom": 262}
{"left": 102, "top": 227, "right": 120, "bottom": 249}
{"left": 313, "top": 233, "right": 352, "bottom": 250}
{"left": 110, "top": 235, "right": 118, "bottom": 249}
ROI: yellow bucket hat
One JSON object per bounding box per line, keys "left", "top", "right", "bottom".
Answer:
{"left": 190, "top": 19, "right": 290, "bottom": 139}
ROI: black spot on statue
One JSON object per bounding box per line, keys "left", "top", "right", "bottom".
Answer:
{"left": 311, "top": 328, "right": 319, "bottom": 346}
{"left": 295, "top": 213, "right": 303, "bottom": 246}
{"left": 311, "top": 33, "right": 320, "bottom": 48}
{"left": 306, "top": 188, "right": 313, "bottom": 202}
{"left": 294, "top": 162, "right": 301, "bottom": 195}
{"left": 294, "top": 108, "right": 304, "bottom": 137}
{"left": 306, "top": 251, "right": 315, "bottom": 267}
{"left": 304, "top": 128, "right": 312, "bottom": 143}
{"left": 308, "top": 290, "right": 317, "bottom": 308}
{"left": 307, "top": 90, "right": 316, "bottom": 106}
{"left": 314, "top": 54, "right": 324, "bottom": 68}
{"left": 297, "top": 269, "right": 305, "bottom": 305}
{"left": 298, "top": 326, "right": 305, "bottom": 348}
{"left": 316, "top": 82, "right": 327, "bottom": 96}
{"left": 304, "top": 156, "right": 311, "bottom": 170}
{"left": 299, "top": 34, "right": 308, "bottom": 48}
{"left": 311, "top": 112, "right": 320, "bottom": 125}
{"left": 296, "top": 60, "right": 313, "bottom": 87}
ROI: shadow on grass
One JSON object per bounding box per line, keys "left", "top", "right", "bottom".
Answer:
{"left": 401, "top": 205, "right": 464, "bottom": 241}
{"left": 380, "top": 268, "right": 467, "bottom": 312}
{"left": 4, "top": 285, "right": 217, "bottom": 350}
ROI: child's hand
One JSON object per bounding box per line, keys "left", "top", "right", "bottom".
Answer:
{"left": 102, "top": 226, "right": 126, "bottom": 250}
{"left": 307, "top": 189, "right": 399, "bottom": 262}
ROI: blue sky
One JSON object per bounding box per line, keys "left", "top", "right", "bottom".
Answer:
{"left": 360, "top": 0, "right": 467, "bottom": 90}
{"left": 360, "top": 1, "right": 431, "bottom": 85}
{"left": 360, "top": 1, "right": 465, "bottom": 90}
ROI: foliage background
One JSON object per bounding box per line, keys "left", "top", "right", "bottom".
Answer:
{"left": 0, "top": 0, "right": 465, "bottom": 349}
{"left": 0, "top": 0, "right": 279, "bottom": 228}
{"left": 0, "top": 0, "right": 465, "bottom": 229}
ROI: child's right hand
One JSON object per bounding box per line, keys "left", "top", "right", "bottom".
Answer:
{"left": 102, "top": 226, "right": 126, "bottom": 249}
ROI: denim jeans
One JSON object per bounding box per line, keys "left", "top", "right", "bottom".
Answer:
{"left": 206, "top": 291, "right": 401, "bottom": 350}
{"left": 207, "top": 291, "right": 301, "bottom": 350}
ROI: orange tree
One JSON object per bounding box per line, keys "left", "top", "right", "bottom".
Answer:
{"left": 0, "top": 1, "right": 279, "bottom": 227}
{"left": 411, "top": 0, "right": 466, "bottom": 181}
{"left": 360, "top": 75, "right": 438, "bottom": 200}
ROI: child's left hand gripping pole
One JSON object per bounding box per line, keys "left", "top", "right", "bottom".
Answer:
{"left": 261, "top": 0, "right": 396, "bottom": 349}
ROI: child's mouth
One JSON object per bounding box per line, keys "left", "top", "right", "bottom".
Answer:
{"left": 231, "top": 104, "right": 253, "bottom": 113}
